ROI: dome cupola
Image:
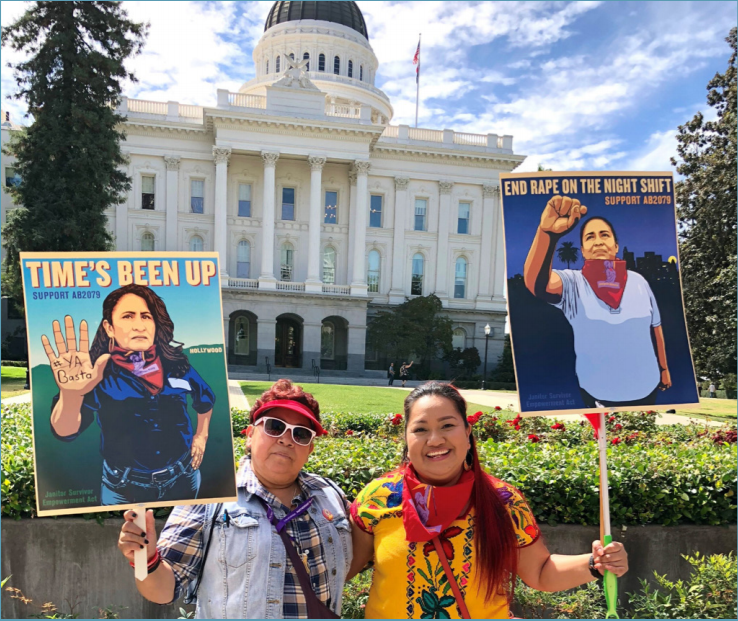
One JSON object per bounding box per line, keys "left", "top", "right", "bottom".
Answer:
{"left": 265, "top": 1, "right": 368, "bottom": 40}
{"left": 240, "top": 0, "right": 393, "bottom": 123}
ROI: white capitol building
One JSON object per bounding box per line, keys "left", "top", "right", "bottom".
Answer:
{"left": 3, "top": 1, "right": 525, "bottom": 375}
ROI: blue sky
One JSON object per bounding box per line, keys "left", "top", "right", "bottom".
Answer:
{"left": 1, "top": 1, "right": 735, "bottom": 172}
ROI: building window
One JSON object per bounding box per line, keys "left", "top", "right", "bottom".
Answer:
{"left": 322, "top": 321, "right": 335, "bottom": 359}
{"left": 289, "top": 52, "right": 295, "bottom": 60}
{"left": 142, "top": 175, "right": 155, "bottom": 210}
{"left": 141, "top": 232, "right": 155, "bottom": 251}
{"left": 324, "top": 191, "right": 337, "bottom": 224}
{"left": 280, "top": 242, "right": 294, "bottom": 281}
{"left": 367, "top": 250, "right": 380, "bottom": 293}
{"left": 360, "top": 65, "right": 363, "bottom": 81}
{"left": 452, "top": 328, "right": 466, "bottom": 350}
{"left": 411, "top": 253, "right": 424, "bottom": 295}
{"left": 333, "top": 55, "right": 340, "bottom": 75}
{"left": 237, "top": 240, "right": 251, "bottom": 278}
{"left": 282, "top": 187, "right": 295, "bottom": 221}
{"left": 234, "top": 316, "right": 249, "bottom": 355}
{"left": 303, "top": 52, "right": 310, "bottom": 71}
{"left": 369, "top": 195, "right": 383, "bottom": 228}
{"left": 318, "top": 53, "right": 325, "bottom": 71}
{"left": 454, "top": 257, "right": 467, "bottom": 299}
{"left": 348, "top": 60, "right": 353, "bottom": 78}
{"left": 276, "top": 55, "right": 281, "bottom": 73}
{"left": 458, "top": 202, "right": 470, "bottom": 234}
{"left": 266, "top": 59, "right": 269, "bottom": 74}
{"left": 4, "top": 167, "right": 20, "bottom": 188}
{"left": 189, "top": 235, "right": 203, "bottom": 252}
{"left": 414, "top": 198, "right": 427, "bottom": 231}
{"left": 323, "top": 246, "right": 336, "bottom": 284}
{"left": 238, "top": 183, "right": 252, "bottom": 217}
{"left": 190, "top": 179, "right": 204, "bottom": 214}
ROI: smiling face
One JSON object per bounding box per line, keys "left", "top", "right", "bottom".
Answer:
{"left": 103, "top": 293, "right": 156, "bottom": 351}
{"left": 406, "top": 395, "right": 471, "bottom": 487}
{"left": 581, "top": 218, "right": 619, "bottom": 261}
{"left": 248, "top": 407, "right": 314, "bottom": 489}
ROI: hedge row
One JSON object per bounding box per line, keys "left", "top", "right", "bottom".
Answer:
{"left": 3, "top": 404, "right": 736, "bottom": 526}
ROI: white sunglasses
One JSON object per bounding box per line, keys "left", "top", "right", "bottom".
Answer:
{"left": 254, "top": 416, "right": 317, "bottom": 446}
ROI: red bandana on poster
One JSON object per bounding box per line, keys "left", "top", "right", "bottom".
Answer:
{"left": 582, "top": 259, "right": 628, "bottom": 309}
{"left": 111, "top": 345, "right": 164, "bottom": 394}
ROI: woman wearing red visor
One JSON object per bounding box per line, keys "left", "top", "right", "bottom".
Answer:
{"left": 117, "top": 380, "right": 351, "bottom": 619}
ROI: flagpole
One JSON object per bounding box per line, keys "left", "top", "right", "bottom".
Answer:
{"left": 415, "top": 33, "right": 421, "bottom": 128}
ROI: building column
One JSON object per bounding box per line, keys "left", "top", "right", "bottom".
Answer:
{"left": 347, "top": 324, "right": 367, "bottom": 372}
{"left": 115, "top": 150, "right": 130, "bottom": 250}
{"left": 389, "top": 176, "right": 409, "bottom": 304}
{"left": 476, "top": 183, "right": 496, "bottom": 308}
{"left": 256, "top": 318, "right": 277, "bottom": 370}
{"left": 259, "top": 151, "right": 280, "bottom": 289}
{"left": 491, "top": 184, "right": 505, "bottom": 300}
{"left": 435, "top": 180, "right": 454, "bottom": 304}
{"left": 306, "top": 156, "right": 326, "bottom": 293}
{"left": 346, "top": 168, "right": 357, "bottom": 284}
{"left": 302, "top": 322, "right": 322, "bottom": 370}
{"left": 350, "top": 160, "right": 370, "bottom": 296}
{"left": 164, "top": 156, "right": 180, "bottom": 251}
{"left": 213, "top": 147, "right": 231, "bottom": 281}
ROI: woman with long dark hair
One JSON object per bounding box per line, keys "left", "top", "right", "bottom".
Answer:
{"left": 42, "top": 284, "right": 215, "bottom": 505}
{"left": 348, "top": 381, "right": 628, "bottom": 619}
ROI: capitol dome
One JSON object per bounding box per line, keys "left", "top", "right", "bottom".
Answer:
{"left": 240, "top": 0, "right": 392, "bottom": 123}
{"left": 265, "top": 1, "right": 369, "bottom": 40}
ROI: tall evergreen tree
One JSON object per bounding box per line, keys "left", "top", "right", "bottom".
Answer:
{"left": 672, "top": 28, "right": 737, "bottom": 379}
{"left": 1, "top": 1, "right": 147, "bottom": 301}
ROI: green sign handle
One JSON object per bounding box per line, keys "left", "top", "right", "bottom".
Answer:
{"left": 603, "top": 534, "right": 619, "bottom": 618}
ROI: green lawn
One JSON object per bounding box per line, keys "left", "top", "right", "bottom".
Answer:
{"left": 1, "top": 366, "right": 29, "bottom": 399}
{"left": 676, "top": 398, "right": 737, "bottom": 422}
{"left": 239, "top": 381, "right": 508, "bottom": 415}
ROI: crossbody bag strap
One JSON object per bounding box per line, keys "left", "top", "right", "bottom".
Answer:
{"left": 432, "top": 535, "right": 471, "bottom": 620}
{"left": 185, "top": 503, "right": 222, "bottom": 604}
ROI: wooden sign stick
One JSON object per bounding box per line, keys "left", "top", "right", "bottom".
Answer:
{"left": 133, "top": 504, "right": 148, "bottom": 581}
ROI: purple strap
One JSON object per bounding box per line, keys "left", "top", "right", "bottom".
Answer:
{"left": 264, "top": 497, "right": 314, "bottom": 533}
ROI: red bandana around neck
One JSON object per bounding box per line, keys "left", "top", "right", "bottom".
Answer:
{"left": 581, "top": 259, "right": 628, "bottom": 309}
{"left": 110, "top": 345, "right": 164, "bottom": 394}
{"left": 401, "top": 463, "right": 475, "bottom": 543}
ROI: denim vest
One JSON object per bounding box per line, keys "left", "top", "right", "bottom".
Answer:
{"left": 190, "top": 480, "right": 352, "bottom": 619}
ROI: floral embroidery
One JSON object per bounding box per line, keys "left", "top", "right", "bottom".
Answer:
{"left": 382, "top": 479, "right": 404, "bottom": 509}
{"left": 422, "top": 526, "right": 463, "bottom": 560}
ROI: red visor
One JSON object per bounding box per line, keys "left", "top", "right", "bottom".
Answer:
{"left": 250, "top": 399, "right": 325, "bottom": 435}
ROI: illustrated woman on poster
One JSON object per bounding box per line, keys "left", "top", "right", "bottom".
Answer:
{"left": 42, "top": 284, "right": 215, "bottom": 505}
{"left": 524, "top": 195, "right": 671, "bottom": 408}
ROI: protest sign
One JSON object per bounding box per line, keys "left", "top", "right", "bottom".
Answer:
{"left": 500, "top": 171, "right": 699, "bottom": 416}
{"left": 21, "top": 252, "right": 237, "bottom": 516}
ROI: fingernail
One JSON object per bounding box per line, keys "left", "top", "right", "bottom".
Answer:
{"left": 141, "top": 531, "right": 146, "bottom": 538}
{"left": 139, "top": 545, "right": 144, "bottom": 549}
{"left": 144, "top": 539, "right": 149, "bottom": 545}
{"left": 131, "top": 512, "right": 137, "bottom": 518}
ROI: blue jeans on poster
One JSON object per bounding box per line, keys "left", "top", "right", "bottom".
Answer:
{"left": 101, "top": 458, "right": 201, "bottom": 505}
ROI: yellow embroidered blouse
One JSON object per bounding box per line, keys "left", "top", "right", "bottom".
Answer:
{"left": 351, "top": 470, "right": 540, "bottom": 620}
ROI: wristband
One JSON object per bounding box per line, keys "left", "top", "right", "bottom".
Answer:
{"left": 589, "top": 554, "right": 603, "bottom": 580}
{"left": 130, "top": 548, "right": 160, "bottom": 573}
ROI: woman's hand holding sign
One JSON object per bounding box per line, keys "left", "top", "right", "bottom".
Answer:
{"left": 539, "top": 195, "right": 588, "bottom": 238}
{"left": 43, "top": 316, "right": 110, "bottom": 437}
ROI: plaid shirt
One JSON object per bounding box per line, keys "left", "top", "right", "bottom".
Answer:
{"left": 158, "top": 457, "right": 349, "bottom": 618}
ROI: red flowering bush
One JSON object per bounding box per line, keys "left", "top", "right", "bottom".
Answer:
{"left": 528, "top": 434, "right": 541, "bottom": 443}
{"left": 345, "top": 429, "right": 354, "bottom": 436}
{"left": 712, "top": 429, "right": 737, "bottom": 444}
{"left": 494, "top": 406, "right": 502, "bottom": 411}
{"left": 390, "top": 413, "right": 403, "bottom": 427}
{"left": 551, "top": 423, "right": 565, "bottom": 431}
{"left": 467, "top": 411, "right": 484, "bottom": 425}
{"left": 611, "top": 437, "right": 621, "bottom": 445}
{"left": 614, "top": 424, "right": 623, "bottom": 431}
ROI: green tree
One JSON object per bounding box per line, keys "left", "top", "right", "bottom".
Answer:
{"left": 489, "top": 333, "right": 516, "bottom": 386}
{"left": 367, "top": 294, "right": 453, "bottom": 375}
{"left": 671, "top": 28, "right": 737, "bottom": 379}
{"left": 556, "top": 241, "right": 579, "bottom": 268}
{"left": 1, "top": 2, "right": 148, "bottom": 302}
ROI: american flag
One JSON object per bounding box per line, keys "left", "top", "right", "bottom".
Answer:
{"left": 413, "top": 39, "right": 420, "bottom": 83}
